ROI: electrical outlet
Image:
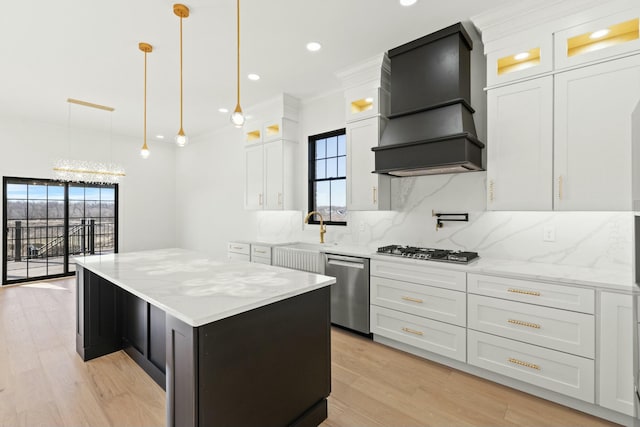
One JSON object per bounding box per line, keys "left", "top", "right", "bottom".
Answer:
{"left": 543, "top": 226, "right": 556, "bottom": 242}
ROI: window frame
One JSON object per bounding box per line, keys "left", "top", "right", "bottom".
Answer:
{"left": 307, "top": 128, "right": 347, "bottom": 226}
{"left": 2, "top": 176, "right": 119, "bottom": 285}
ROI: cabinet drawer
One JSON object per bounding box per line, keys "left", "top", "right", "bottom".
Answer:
{"left": 251, "top": 256, "right": 271, "bottom": 265}
{"left": 468, "top": 274, "right": 594, "bottom": 314}
{"left": 251, "top": 245, "right": 271, "bottom": 259}
{"left": 468, "top": 294, "right": 594, "bottom": 358}
{"left": 227, "top": 252, "right": 250, "bottom": 262}
{"left": 468, "top": 330, "right": 594, "bottom": 403}
{"left": 371, "top": 305, "right": 466, "bottom": 362}
{"left": 371, "top": 260, "right": 466, "bottom": 292}
{"left": 371, "top": 276, "right": 466, "bottom": 327}
{"left": 228, "top": 242, "right": 250, "bottom": 255}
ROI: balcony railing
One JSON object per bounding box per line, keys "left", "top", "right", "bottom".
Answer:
{"left": 5, "top": 220, "right": 115, "bottom": 262}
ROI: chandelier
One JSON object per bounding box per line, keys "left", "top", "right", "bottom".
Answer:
{"left": 53, "top": 98, "right": 126, "bottom": 184}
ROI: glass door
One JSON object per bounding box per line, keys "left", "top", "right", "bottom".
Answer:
{"left": 3, "top": 177, "right": 118, "bottom": 285}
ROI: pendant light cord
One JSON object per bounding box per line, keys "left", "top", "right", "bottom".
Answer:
{"left": 144, "top": 50, "right": 148, "bottom": 147}
{"left": 236, "top": 0, "right": 240, "bottom": 104}
{"left": 179, "top": 16, "right": 184, "bottom": 130}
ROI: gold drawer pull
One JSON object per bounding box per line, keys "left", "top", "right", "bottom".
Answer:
{"left": 507, "top": 288, "right": 541, "bottom": 297}
{"left": 401, "top": 296, "right": 424, "bottom": 304}
{"left": 508, "top": 319, "right": 541, "bottom": 329}
{"left": 253, "top": 249, "right": 267, "bottom": 254}
{"left": 508, "top": 357, "right": 540, "bottom": 370}
{"left": 230, "top": 246, "right": 244, "bottom": 250}
{"left": 402, "top": 327, "right": 423, "bottom": 336}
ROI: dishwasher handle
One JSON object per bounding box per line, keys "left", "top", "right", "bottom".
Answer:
{"left": 326, "top": 254, "right": 366, "bottom": 269}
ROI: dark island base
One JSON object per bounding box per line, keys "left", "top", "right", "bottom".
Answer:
{"left": 76, "top": 267, "right": 331, "bottom": 427}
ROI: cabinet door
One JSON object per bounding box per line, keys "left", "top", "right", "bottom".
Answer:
{"left": 487, "top": 77, "right": 553, "bottom": 210}
{"left": 554, "top": 54, "right": 640, "bottom": 210}
{"left": 347, "top": 117, "right": 390, "bottom": 211}
{"left": 244, "top": 144, "right": 264, "bottom": 210}
{"left": 264, "top": 141, "right": 283, "bottom": 210}
{"left": 599, "top": 292, "right": 634, "bottom": 416}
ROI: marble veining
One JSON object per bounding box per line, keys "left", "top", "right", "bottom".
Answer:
{"left": 74, "top": 248, "right": 335, "bottom": 327}
{"left": 256, "top": 172, "right": 633, "bottom": 274}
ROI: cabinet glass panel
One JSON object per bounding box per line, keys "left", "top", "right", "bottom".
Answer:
{"left": 497, "top": 47, "right": 541, "bottom": 76}
{"left": 567, "top": 18, "right": 639, "bottom": 58}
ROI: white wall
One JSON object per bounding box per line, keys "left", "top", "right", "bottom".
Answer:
{"left": 175, "top": 125, "right": 257, "bottom": 259}
{"left": 0, "top": 115, "right": 177, "bottom": 279}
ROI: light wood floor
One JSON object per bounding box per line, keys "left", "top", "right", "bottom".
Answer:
{"left": 0, "top": 277, "right": 616, "bottom": 427}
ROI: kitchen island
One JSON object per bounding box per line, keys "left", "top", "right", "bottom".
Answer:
{"left": 74, "top": 248, "right": 335, "bottom": 427}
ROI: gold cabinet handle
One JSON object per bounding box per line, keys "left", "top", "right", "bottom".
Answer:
{"left": 508, "top": 319, "right": 541, "bottom": 329}
{"left": 230, "top": 245, "right": 244, "bottom": 250}
{"left": 489, "top": 179, "right": 495, "bottom": 203}
{"left": 507, "top": 288, "right": 541, "bottom": 297}
{"left": 259, "top": 193, "right": 263, "bottom": 206}
{"left": 402, "top": 327, "right": 423, "bottom": 336}
{"left": 373, "top": 186, "right": 377, "bottom": 203}
{"left": 278, "top": 192, "right": 282, "bottom": 206}
{"left": 253, "top": 249, "right": 267, "bottom": 254}
{"left": 508, "top": 357, "right": 540, "bottom": 370}
{"left": 401, "top": 296, "right": 424, "bottom": 304}
{"left": 558, "top": 175, "right": 563, "bottom": 200}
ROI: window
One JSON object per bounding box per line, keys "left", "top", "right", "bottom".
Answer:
{"left": 3, "top": 177, "right": 118, "bottom": 285}
{"left": 308, "top": 129, "right": 347, "bottom": 225}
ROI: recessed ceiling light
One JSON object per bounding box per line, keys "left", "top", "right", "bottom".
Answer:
{"left": 589, "top": 28, "right": 610, "bottom": 39}
{"left": 218, "top": 107, "right": 229, "bottom": 113}
{"left": 399, "top": 0, "right": 417, "bottom": 6}
{"left": 514, "top": 52, "right": 530, "bottom": 61}
{"left": 306, "top": 41, "right": 322, "bottom": 52}
{"left": 247, "top": 73, "right": 260, "bottom": 81}
{"left": 156, "top": 135, "right": 164, "bottom": 139}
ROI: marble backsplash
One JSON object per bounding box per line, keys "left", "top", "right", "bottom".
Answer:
{"left": 256, "top": 171, "right": 633, "bottom": 271}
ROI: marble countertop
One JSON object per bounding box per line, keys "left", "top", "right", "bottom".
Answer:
{"left": 370, "top": 253, "right": 636, "bottom": 291}
{"left": 74, "top": 248, "right": 336, "bottom": 327}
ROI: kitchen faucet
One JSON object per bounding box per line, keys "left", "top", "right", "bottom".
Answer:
{"left": 304, "top": 211, "right": 326, "bottom": 244}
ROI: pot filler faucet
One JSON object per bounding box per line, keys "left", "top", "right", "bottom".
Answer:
{"left": 304, "top": 211, "right": 326, "bottom": 244}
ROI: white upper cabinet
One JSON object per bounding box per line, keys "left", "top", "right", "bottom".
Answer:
{"left": 554, "top": 54, "right": 640, "bottom": 210}
{"left": 243, "top": 94, "right": 299, "bottom": 211}
{"left": 486, "top": 32, "right": 553, "bottom": 87}
{"left": 338, "top": 54, "right": 392, "bottom": 212}
{"left": 487, "top": 76, "right": 553, "bottom": 210}
{"left": 244, "top": 144, "right": 265, "bottom": 210}
{"left": 555, "top": 9, "right": 640, "bottom": 70}
{"left": 347, "top": 117, "right": 391, "bottom": 211}
{"left": 263, "top": 140, "right": 295, "bottom": 210}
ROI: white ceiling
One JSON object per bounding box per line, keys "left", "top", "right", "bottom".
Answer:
{"left": 0, "top": 0, "right": 512, "bottom": 142}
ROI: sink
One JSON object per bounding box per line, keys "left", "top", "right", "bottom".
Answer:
{"left": 272, "top": 242, "right": 325, "bottom": 273}
{"left": 279, "top": 242, "right": 323, "bottom": 252}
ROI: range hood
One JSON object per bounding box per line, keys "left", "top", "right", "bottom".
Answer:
{"left": 373, "top": 22, "right": 485, "bottom": 176}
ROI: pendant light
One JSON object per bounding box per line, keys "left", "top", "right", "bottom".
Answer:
{"left": 139, "top": 42, "right": 152, "bottom": 159}
{"left": 174, "top": 4, "right": 189, "bottom": 147}
{"left": 230, "top": 0, "right": 245, "bottom": 128}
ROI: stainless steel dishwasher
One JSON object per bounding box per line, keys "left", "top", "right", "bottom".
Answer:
{"left": 324, "top": 253, "right": 370, "bottom": 335}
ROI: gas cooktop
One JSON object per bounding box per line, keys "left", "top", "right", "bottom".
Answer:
{"left": 376, "top": 245, "right": 479, "bottom": 264}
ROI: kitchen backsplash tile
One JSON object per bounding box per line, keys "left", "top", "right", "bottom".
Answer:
{"left": 256, "top": 172, "right": 632, "bottom": 271}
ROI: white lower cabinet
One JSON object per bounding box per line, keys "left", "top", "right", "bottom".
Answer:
{"left": 371, "top": 305, "right": 466, "bottom": 362}
{"left": 468, "top": 330, "right": 595, "bottom": 403}
{"left": 598, "top": 292, "right": 634, "bottom": 416}
{"left": 227, "top": 242, "right": 250, "bottom": 262}
{"left": 370, "top": 260, "right": 467, "bottom": 362}
{"left": 250, "top": 244, "right": 272, "bottom": 265}
{"left": 468, "top": 294, "right": 595, "bottom": 358}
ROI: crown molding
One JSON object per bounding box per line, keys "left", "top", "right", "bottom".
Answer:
{"left": 334, "top": 53, "right": 390, "bottom": 90}
{"left": 471, "top": 0, "right": 623, "bottom": 47}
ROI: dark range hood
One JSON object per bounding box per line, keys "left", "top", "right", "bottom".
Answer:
{"left": 373, "top": 23, "right": 485, "bottom": 176}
